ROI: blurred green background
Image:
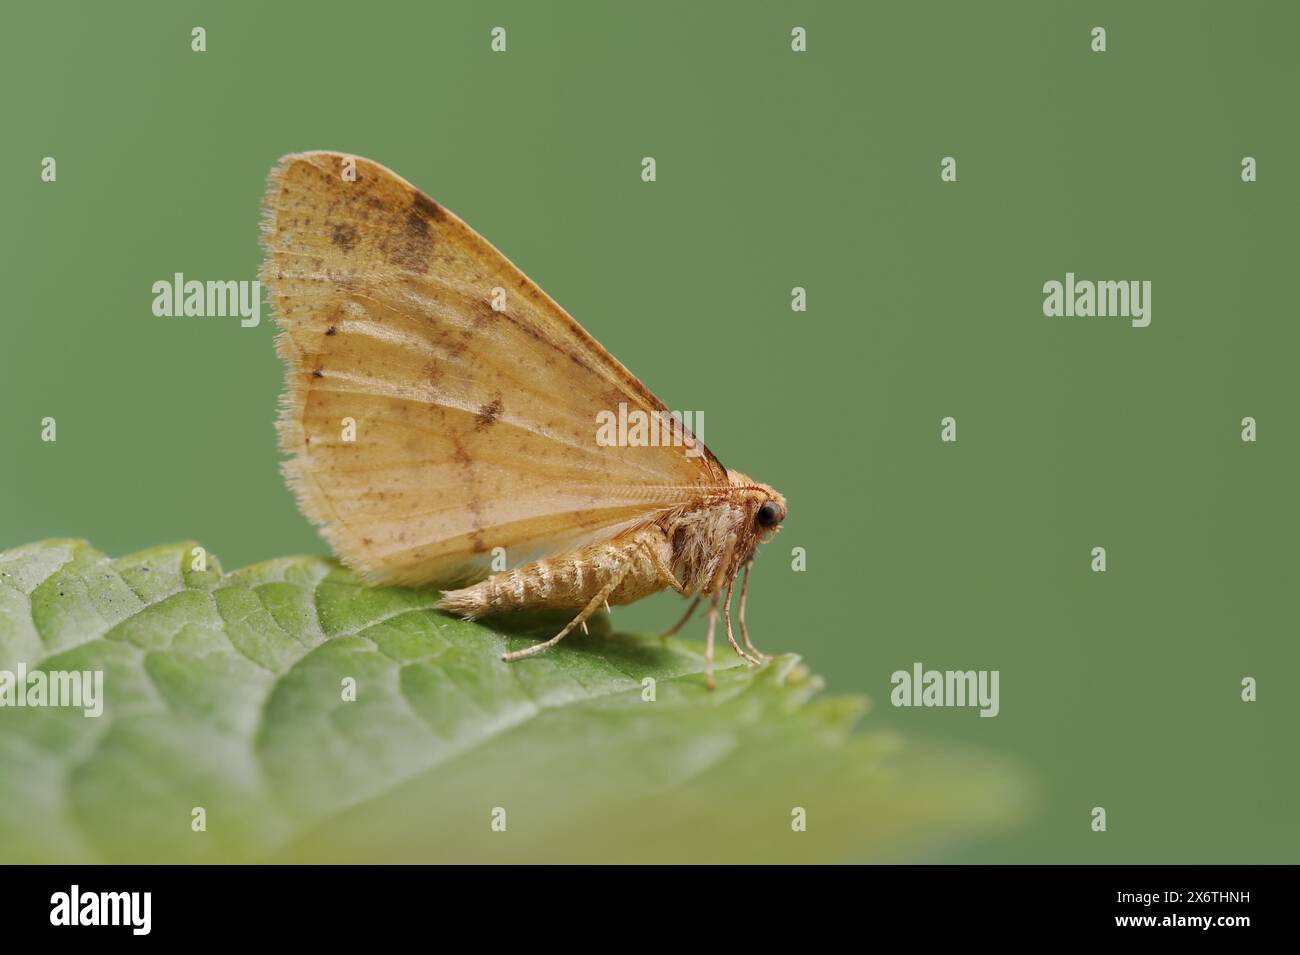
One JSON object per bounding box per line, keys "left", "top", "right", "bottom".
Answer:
{"left": 2, "top": 0, "right": 1296, "bottom": 862}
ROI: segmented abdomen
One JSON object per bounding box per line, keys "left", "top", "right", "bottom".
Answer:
{"left": 437, "top": 525, "right": 671, "bottom": 619}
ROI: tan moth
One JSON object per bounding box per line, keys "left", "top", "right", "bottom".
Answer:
{"left": 260, "top": 152, "right": 787, "bottom": 688}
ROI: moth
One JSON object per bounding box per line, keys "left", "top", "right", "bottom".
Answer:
{"left": 260, "top": 152, "right": 787, "bottom": 688}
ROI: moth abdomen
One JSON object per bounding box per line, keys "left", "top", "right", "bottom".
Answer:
{"left": 437, "top": 525, "right": 675, "bottom": 620}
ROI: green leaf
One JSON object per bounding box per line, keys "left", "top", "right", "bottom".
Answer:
{"left": 0, "top": 539, "right": 1030, "bottom": 863}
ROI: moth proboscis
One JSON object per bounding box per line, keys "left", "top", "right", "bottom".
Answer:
{"left": 260, "top": 151, "right": 787, "bottom": 688}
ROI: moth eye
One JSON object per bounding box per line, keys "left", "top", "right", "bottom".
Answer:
{"left": 756, "top": 501, "right": 780, "bottom": 528}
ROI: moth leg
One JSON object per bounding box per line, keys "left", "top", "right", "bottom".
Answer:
{"left": 737, "top": 561, "right": 768, "bottom": 661}
{"left": 644, "top": 541, "right": 686, "bottom": 594}
{"left": 704, "top": 595, "right": 719, "bottom": 690}
{"left": 599, "top": 598, "right": 614, "bottom": 639}
{"left": 660, "top": 595, "right": 701, "bottom": 639}
{"left": 723, "top": 579, "right": 762, "bottom": 666}
{"left": 501, "top": 561, "right": 630, "bottom": 663}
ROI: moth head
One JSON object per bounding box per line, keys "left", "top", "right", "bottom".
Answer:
{"left": 728, "top": 472, "right": 786, "bottom": 539}
{"left": 754, "top": 494, "right": 786, "bottom": 534}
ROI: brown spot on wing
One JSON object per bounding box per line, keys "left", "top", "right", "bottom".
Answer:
{"left": 411, "top": 190, "right": 446, "bottom": 223}
{"left": 331, "top": 223, "right": 357, "bottom": 252}
{"left": 449, "top": 435, "right": 472, "bottom": 467}
{"left": 380, "top": 196, "right": 435, "bottom": 273}
{"left": 475, "top": 397, "right": 503, "bottom": 430}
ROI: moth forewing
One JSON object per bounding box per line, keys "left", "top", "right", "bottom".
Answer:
{"left": 261, "top": 151, "right": 786, "bottom": 687}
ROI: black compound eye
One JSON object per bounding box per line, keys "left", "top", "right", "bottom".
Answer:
{"left": 756, "top": 501, "right": 780, "bottom": 528}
